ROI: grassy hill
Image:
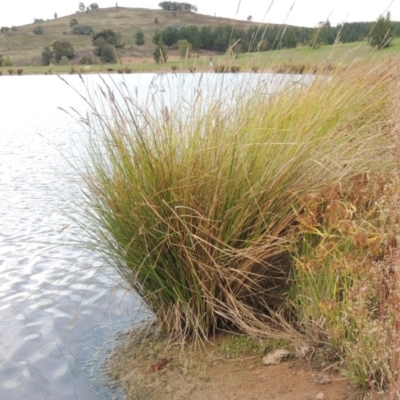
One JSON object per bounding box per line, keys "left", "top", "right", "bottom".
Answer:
{"left": 1, "top": 6, "right": 399, "bottom": 75}
{"left": 0, "top": 7, "right": 261, "bottom": 66}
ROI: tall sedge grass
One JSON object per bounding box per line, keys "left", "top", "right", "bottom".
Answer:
{"left": 68, "top": 57, "right": 398, "bottom": 359}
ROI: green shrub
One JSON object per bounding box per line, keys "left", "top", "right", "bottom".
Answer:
{"left": 98, "top": 43, "right": 117, "bottom": 63}
{"left": 171, "top": 65, "right": 178, "bottom": 72}
{"left": 124, "top": 67, "right": 132, "bottom": 73}
{"left": 1, "top": 57, "right": 12, "bottom": 67}
{"left": 52, "top": 40, "right": 75, "bottom": 62}
{"left": 135, "top": 30, "right": 145, "bottom": 46}
{"left": 33, "top": 25, "right": 44, "bottom": 35}
{"left": 70, "top": 18, "right": 79, "bottom": 28}
{"left": 41, "top": 47, "right": 53, "bottom": 66}
{"left": 71, "top": 24, "right": 94, "bottom": 35}
{"left": 17, "top": 69, "right": 23, "bottom": 75}
{"left": 178, "top": 39, "right": 192, "bottom": 59}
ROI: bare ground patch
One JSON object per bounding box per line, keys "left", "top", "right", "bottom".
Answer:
{"left": 105, "top": 324, "right": 370, "bottom": 400}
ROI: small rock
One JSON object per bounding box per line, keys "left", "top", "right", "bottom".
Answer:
{"left": 312, "top": 373, "right": 330, "bottom": 385}
{"left": 262, "top": 349, "right": 290, "bottom": 366}
{"left": 316, "top": 392, "right": 325, "bottom": 400}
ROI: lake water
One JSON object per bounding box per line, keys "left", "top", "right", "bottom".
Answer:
{"left": 0, "top": 72, "right": 306, "bottom": 399}
{"left": 0, "top": 73, "right": 151, "bottom": 400}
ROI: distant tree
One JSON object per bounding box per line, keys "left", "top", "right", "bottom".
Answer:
{"left": 54, "top": 12, "right": 58, "bottom": 19}
{"left": 52, "top": 40, "right": 75, "bottom": 62}
{"left": 135, "top": 30, "right": 145, "bottom": 46}
{"left": 79, "top": 2, "right": 86, "bottom": 12}
{"left": 0, "top": 27, "right": 10, "bottom": 34}
{"left": 200, "top": 26, "right": 213, "bottom": 49}
{"left": 161, "top": 26, "right": 179, "bottom": 47}
{"left": 309, "top": 28, "right": 321, "bottom": 49}
{"left": 41, "top": 46, "right": 53, "bottom": 66}
{"left": 369, "top": 12, "right": 396, "bottom": 49}
{"left": 286, "top": 30, "right": 297, "bottom": 48}
{"left": 11, "top": 26, "right": 18, "bottom": 31}
{"left": 97, "top": 42, "right": 117, "bottom": 62}
{"left": 90, "top": 3, "right": 99, "bottom": 9}
{"left": 33, "top": 25, "right": 44, "bottom": 35}
{"left": 247, "top": 15, "right": 252, "bottom": 21}
{"left": 34, "top": 18, "right": 44, "bottom": 23}
{"left": 71, "top": 24, "right": 94, "bottom": 35}
{"left": 70, "top": 18, "right": 79, "bottom": 27}
{"left": 92, "top": 30, "right": 123, "bottom": 63}
{"left": 158, "top": 2, "right": 197, "bottom": 12}
{"left": 178, "top": 39, "right": 192, "bottom": 58}
{"left": 152, "top": 29, "right": 162, "bottom": 45}
{"left": 93, "top": 29, "right": 124, "bottom": 47}
{"left": 153, "top": 41, "right": 167, "bottom": 63}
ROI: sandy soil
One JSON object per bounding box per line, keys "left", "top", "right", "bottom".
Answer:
{"left": 105, "top": 326, "right": 371, "bottom": 400}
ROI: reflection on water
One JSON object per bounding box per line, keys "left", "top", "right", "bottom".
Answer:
{"left": 0, "top": 74, "right": 149, "bottom": 399}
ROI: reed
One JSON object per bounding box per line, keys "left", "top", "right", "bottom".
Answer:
{"left": 70, "top": 58, "right": 398, "bottom": 350}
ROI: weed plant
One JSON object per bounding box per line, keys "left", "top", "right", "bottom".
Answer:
{"left": 70, "top": 58, "right": 399, "bottom": 391}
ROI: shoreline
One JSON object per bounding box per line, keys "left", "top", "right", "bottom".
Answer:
{"left": 105, "top": 324, "right": 366, "bottom": 400}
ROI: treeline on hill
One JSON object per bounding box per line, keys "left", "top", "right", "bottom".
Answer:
{"left": 158, "top": 2, "right": 198, "bottom": 12}
{"left": 153, "top": 20, "right": 400, "bottom": 53}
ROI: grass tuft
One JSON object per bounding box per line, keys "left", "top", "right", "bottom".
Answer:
{"left": 69, "top": 57, "right": 400, "bottom": 391}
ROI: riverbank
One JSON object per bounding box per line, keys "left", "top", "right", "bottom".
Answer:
{"left": 106, "top": 324, "right": 367, "bottom": 400}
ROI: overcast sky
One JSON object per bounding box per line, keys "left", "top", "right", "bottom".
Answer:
{"left": 0, "top": 0, "right": 398, "bottom": 28}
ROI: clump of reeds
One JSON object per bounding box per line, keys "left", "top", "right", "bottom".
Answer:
{"left": 70, "top": 59, "right": 398, "bottom": 349}
{"left": 274, "top": 62, "right": 309, "bottom": 74}
{"left": 124, "top": 67, "right": 132, "bottom": 73}
{"left": 8, "top": 68, "right": 14, "bottom": 75}
{"left": 214, "top": 65, "right": 227, "bottom": 73}
{"left": 17, "top": 68, "right": 23, "bottom": 75}
{"left": 171, "top": 65, "right": 178, "bottom": 72}
{"left": 251, "top": 65, "right": 259, "bottom": 73}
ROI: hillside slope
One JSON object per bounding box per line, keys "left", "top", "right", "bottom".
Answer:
{"left": 0, "top": 7, "right": 263, "bottom": 66}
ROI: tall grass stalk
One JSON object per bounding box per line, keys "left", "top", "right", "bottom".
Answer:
{"left": 68, "top": 59, "right": 398, "bottom": 345}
